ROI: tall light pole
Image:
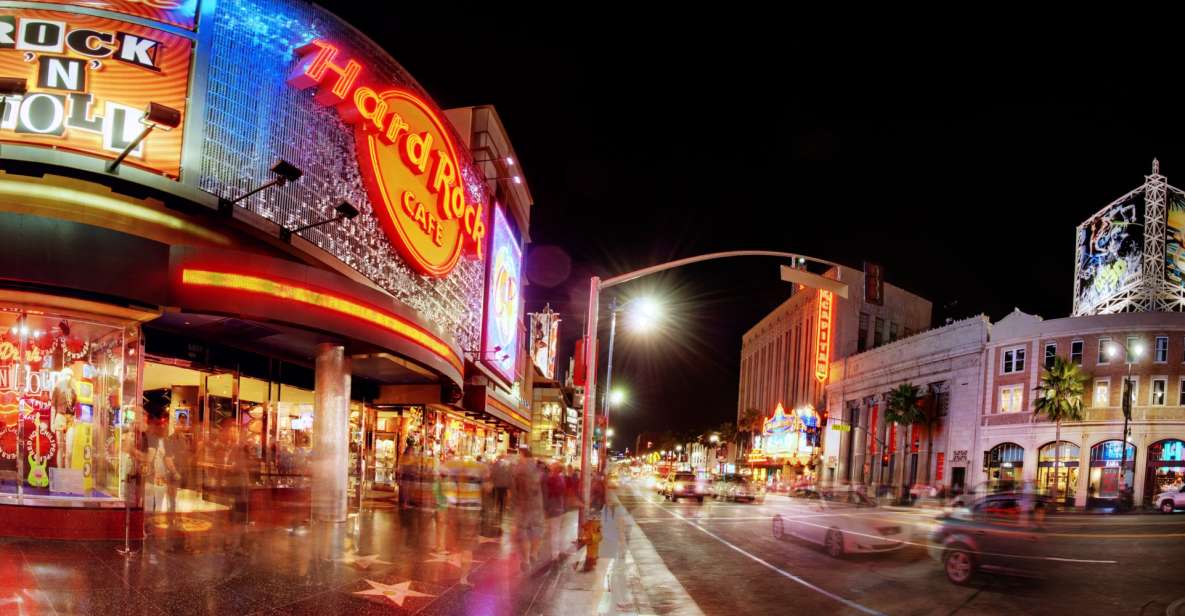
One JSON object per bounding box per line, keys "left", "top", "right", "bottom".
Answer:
{"left": 1109, "top": 341, "right": 1142, "bottom": 508}
{"left": 578, "top": 250, "right": 848, "bottom": 525}
{"left": 600, "top": 296, "right": 659, "bottom": 473}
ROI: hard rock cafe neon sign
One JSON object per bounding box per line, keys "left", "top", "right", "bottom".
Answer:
{"left": 287, "top": 40, "right": 486, "bottom": 277}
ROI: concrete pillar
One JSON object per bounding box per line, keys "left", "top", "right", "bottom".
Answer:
{"left": 1075, "top": 432, "right": 1090, "bottom": 508}
{"left": 313, "top": 343, "right": 351, "bottom": 522}
{"left": 1132, "top": 430, "right": 1148, "bottom": 506}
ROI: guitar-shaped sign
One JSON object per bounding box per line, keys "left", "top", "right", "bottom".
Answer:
{"left": 27, "top": 453, "right": 48, "bottom": 488}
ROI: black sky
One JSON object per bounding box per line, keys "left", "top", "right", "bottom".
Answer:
{"left": 324, "top": 6, "right": 1185, "bottom": 450}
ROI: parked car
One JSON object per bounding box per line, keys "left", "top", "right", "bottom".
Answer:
{"left": 772, "top": 488, "right": 910, "bottom": 557}
{"left": 1154, "top": 484, "right": 1185, "bottom": 513}
{"left": 662, "top": 471, "right": 707, "bottom": 503}
{"left": 713, "top": 474, "right": 765, "bottom": 503}
{"left": 929, "top": 492, "right": 1050, "bottom": 585}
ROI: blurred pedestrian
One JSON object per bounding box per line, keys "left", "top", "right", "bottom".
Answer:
{"left": 511, "top": 446, "right": 544, "bottom": 572}
{"left": 491, "top": 454, "right": 512, "bottom": 520}
{"left": 565, "top": 465, "right": 581, "bottom": 510}
{"left": 590, "top": 471, "right": 606, "bottom": 517}
{"left": 544, "top": 462, "right": 567, "bottom": 562}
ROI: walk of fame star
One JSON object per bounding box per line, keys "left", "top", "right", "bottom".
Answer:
{"left": 354, "top": 579, "right": 435, "bottom": 607}
{"left": 424, "top": 552, "right": 483, "bottom": 568}
{"left": 333, "top": 553, "right": 393, "bottom": 569}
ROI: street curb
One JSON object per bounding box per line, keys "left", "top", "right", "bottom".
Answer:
{"left": 615, "top": 495, "right": 706, "bottom": 616}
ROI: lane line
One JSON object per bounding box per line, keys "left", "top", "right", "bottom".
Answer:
{"left": 648, "top": 500, "right": 887, "bottom": 616}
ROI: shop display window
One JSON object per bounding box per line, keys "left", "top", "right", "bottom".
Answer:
{"left": 1036, "top": 441, "right": 1080, "bottom": 501}
{"left": 0, "top": 307, "right": 130, "bottom": 505}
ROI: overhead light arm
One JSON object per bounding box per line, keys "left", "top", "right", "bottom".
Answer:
{"left": 227, "top": 159, "right": 304, "bottom": 207}
{"left": 106, "top": 102, "right": 181, "bottom": 173}
{"left": 279, "top": 200, "right": 358, "bottom": 243}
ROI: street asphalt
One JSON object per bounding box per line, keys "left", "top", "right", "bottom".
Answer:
{"left": 618, "top": 483, "right": 1185, "bottom": 616}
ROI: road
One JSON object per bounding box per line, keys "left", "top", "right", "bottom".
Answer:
{"left": 618, "top": 483, "right": 1185, "bottom": 616}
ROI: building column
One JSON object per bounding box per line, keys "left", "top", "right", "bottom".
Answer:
{"left": 1132, "top": 429, "right": 1149, "bottom": 506}
{"left": 313, "top": 343, "right": 351, "bottom": 522}
{"left": 1074, "top": 431, "right": 1090, "bottom": 508}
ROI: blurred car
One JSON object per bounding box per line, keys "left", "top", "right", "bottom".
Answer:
{"left": 771, "top": 488, "right": 910, "bottom": 557}
{"left": 712, "top": 474, "right": 765, "bottom": 503}
{"left": 1154, "top": 484, "right": 1185, "bottom": 513}
{"left": 661, "top": 471, "right": 707, "bottom": 503}
{"left": 929, "top": 492, "right": 1049, "bottom": 585}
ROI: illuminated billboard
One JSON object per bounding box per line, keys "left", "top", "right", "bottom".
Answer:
{"left": 1075, "top": 192, "right": 1143, "bottom": 314}
{"left": 1168, "top": 194, "right": 1185, "bottom": 289}
{"left": 0, "top": 9, "right": 192, "bottom": 177}
{"left": 482, "top": 205, "right": 522, "bottom": 384}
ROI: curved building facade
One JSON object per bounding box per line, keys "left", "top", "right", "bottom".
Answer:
{"left": 0, "top": 0, "right": 531, "bottom": 537}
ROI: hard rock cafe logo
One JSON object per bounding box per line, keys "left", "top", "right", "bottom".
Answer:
{"left": 288, "top": 40, "right": 486, "bottom": 277}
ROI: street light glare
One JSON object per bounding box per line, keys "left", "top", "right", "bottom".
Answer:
{"left": 608, "top": 389, "right": 626, "bottom": 407}
{"left": 606, "top": 428, "right": 615, "bottom": 438}
{"left": 628, "top": 296, "right": 663, "bottom": 332}
{"left": 1133, "top": 342, "right": 1145, "bottom": 358}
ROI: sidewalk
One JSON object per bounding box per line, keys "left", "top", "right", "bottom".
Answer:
{"left": 533, "top": 493, "right": 703, "bottom": 616}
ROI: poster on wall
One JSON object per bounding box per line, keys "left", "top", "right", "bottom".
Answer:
{"left": 23, "top": 0, "right": 199, "bottom": 30}
{"left": 481, "top": 205, "right": 522, "bottom": 385}
{"left": 1075, "top": 192, "right": 1143, "bottom": 313}
{"left": 0, "top": 9, "right": 192, "bottom": 177}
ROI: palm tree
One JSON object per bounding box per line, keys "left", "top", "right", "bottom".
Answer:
{"left": 884, "top": 383, "right": 924, "bottom": 497}
{"left": 738, "top": 407, "right": 765, "bottom": 456}
{"left": 1033, "top": 356, "right": 1087, "bottom": 504}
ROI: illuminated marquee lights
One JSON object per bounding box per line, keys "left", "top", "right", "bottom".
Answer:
{"left": 814, "top": 290, "right": 833, "bottom": 383}
{"left": 287, "top": 40, "right": 486, "bottom": 277}
{"left": 181, "top": 269, "right": 462, "bottom": 374}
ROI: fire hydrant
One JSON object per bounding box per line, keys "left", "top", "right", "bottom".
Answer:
{"left": 577, "top": 518, "right": 602, "bottom": 572}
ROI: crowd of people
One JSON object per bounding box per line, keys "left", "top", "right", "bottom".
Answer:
{"left": 397, "top": 443, "right": 607, "bottom": 574}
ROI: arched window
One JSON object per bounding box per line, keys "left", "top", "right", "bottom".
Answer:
{"left": 1088, "top": 439, "right": 1136, "bottom": 503}
{"left": 1145, "top": 439, "right": 1185, "bottom": 505}
{"left": 985, "top": 442, "right": 1024, "bottom": 490}
{"left": 1037, "top": 441, "right": 1079, "bottom": 501}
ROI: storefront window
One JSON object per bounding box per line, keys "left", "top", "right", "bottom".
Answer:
{"left": 1037, "top": 441, "right": 1079, "bottom": 501}
{"left": 1088, "top": 439, "right": 1136, "bottom": 501}
{"left": 0, "top": 308, "right": 129, "bottom": 505}
{"left": 1145, "top": 439, "right": 1185, "bottom": 504}
{"left": 985, "top": 442, "right": 1024, "bottom": 491}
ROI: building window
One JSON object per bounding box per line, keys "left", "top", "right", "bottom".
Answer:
{"left": 999, "top": 384, "right": 1024, "bottom": 413}
{"left": 1044, "top": 343, "right": 1057, "bottom": 370}
{"left": 1156, "top": 336, "right": 1169, "bottom": 363}
{"left": 889, "top": 322, "right": 898, "bottom": 342}
{"left": 1127, "top": 336, "right": 1141, "bottom": 363}
{"left": 874, "top": 317, "right": 884, "bottom": 347}
{"left": 1179, "top": 378, "right": 1185, "bottom": 406}
{"left": 1152, "top": 378, "right": 1167, "bottom": 406}
{"left": 1070, "top": 340, "right": 1083, "bottom": 365}
{"left": 1098, "top": 337, "right": 1111, "bottom": 364}
{"left": 1093, "top": 379, "right": 1110, "bottom": 407}
{"left": 858, "top": 313, "right": 869, "bottom": 352}
{"left": 1002, "top": 347, "right": 1026, "bottom": 374}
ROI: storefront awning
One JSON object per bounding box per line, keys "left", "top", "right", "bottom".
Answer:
{"left": 463, "top": 384, "right": 529, "bottom": 432}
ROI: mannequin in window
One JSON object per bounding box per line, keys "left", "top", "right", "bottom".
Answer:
{"left": 51, "top": 368, "right": 76, "bottom": 468}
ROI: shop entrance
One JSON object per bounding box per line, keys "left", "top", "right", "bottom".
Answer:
{"left": 1037, "top": 441, "right": 1079, "bottom": 502}
{"left": 1088, "top": 439, "right": 1136, "bottom": 507}
{"left": 1144, "top": 439, "right": 1185, "bottom": 505}
{"left": 985, "top": 442, "right": 1024, "bottom": 491}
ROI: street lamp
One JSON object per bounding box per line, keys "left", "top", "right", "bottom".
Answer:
{"left": 600, "top": 296, "right": 660, "bottom": 475}
{"left": 1108, "top": 341, "right": 1142, "bottom": 508}
{"left": 709, "top": 434, "right": 719, "bottom": 444}
{"left": 578, "top": 250, "right": 850, "bottom": 525}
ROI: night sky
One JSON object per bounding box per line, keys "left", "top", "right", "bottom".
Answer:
{"left": 327, "top": 7, "right": 1185, "bottom": 450}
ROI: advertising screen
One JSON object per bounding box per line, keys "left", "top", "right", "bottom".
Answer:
{"left": 1075, "top": 192, "right": 1143, "bottom": 313}
{"left": 482, "top": 205, "right": 522, "bottom": 384}
{"left": 1167, "top": 194, "right": 1185, "bottom": 288}
{"left": 0, "top": 9, "right": 192, "bottom": 177}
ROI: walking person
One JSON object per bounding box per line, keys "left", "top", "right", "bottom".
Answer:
{"left": 511, "top": 446, "right": 544, "bottom": 572}
{"left": 544, "top": 462, "right": 567, "bottom": 562}
{"left": 491, "top": 454, "right": 512, "bottom": 521}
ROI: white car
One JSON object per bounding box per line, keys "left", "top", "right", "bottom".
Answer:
{"left": 1154, "top": 486, "right": 1185, "bottom": 513}
{"left": 771, "top": 489, "right": 911, "bottom": 557}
